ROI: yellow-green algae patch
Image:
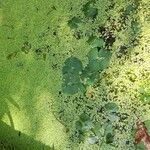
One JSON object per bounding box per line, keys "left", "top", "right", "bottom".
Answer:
{"left": 0, "top": 0, "right": 150, "bottom": 150}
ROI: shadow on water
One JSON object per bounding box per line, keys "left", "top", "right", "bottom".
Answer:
{"left": 0, "top": 94, "right": 20, "bottom": 129}
{"left": 0, "top": 91, "right": 53, "bottom": 149}
{"left": 0, "top": 121, "right": 52, "bottom": 150}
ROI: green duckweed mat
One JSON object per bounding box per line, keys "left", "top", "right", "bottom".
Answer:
{"left": 0, "top": 0, "right": 150, "bottom": 150}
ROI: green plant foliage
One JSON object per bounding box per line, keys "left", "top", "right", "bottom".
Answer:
{"left": 87, "top": 47, "right": 99, "bottom": 60}
{"left": 104, "top": 102, "right": 119, "bottom": 113}
{"left": 87, "top": 48, "right": 112, "bottom": 72}
{"left": 82, "top": 1, "right": 98, "bottom": 19}
{"left": 76, "top": 114, "right": 93, "bottom": 132}
{"left": 104, "top": 123, "right": 115, "bottom": 144}
{"left": 98, "top": 49, "right": 112, "bottom": 71}
{"left": 131, "top": 20, "right": 141, "bottom": 35}
{"left": 106, "top": 133, "right": 114, "bottom": 144}
{"left": 88, "top": 36, "right": 105, "bottom": 48}
{"left": 1, "top": 0, "right": 150, "bottom": 149}
{"left": 124, "top": 4, "right": 135, "bottom": 15}
{"left": 92, "top": 123, "right": 103, "bottom": 137}
{"left": 139, "top": 84, "right": 150, "bottom": 104}
{"left": 68, "top": 17, "right": 81, "bottom": 29}
{"left": 62, "top": 48, "right": 112, "bottom": 93}
{"left": 62, "top": 57, "right": 84, "bottom": 94}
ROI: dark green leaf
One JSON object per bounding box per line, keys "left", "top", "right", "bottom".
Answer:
{"left": 62, "top": 57, "right": 83, "bottom": 74}
{"left": 82, "top": 2, "right": 98, "bottom": 19}
{"left": 84, "top": 7, "right": 98, "bottom": 19}
{"left": 87, "top": 48, "right": 99, "bottom": 60}
{"left": 88, "top": 37, "right": 104, "bottom": 48}
{"left": 89, "top": 59, "right": 101, "bottom": 71}
{"left": 98, "top": 49, "right": 112, "bottom": 71}
{"left": 75, "top": 121, "right": 83, "bottom": 131}
{"left": 104, "top": 102, "right": 119, "bottom": 113}
{"left": 80, "top": 114, "right": 90, "bottom": 122}
{"left": 131, "top": 21, "right": 141, "bottom": 35}
{"left": 62, "top": 81, "right": 85, "bottom": 94}
{"left": 92, "top": 122, "right": 103, "bottom": 136}
{"left": 106, "top": 133, "right": 114, "bottom": 144}
{"left": 98, "top": 58, "right": 110, "bottom": 71}
{"left": 68, "top": 17, "right": 81, "bottom": 29}
{"left": 81, "top": 65, "right": 98, "bottom": 86}
{"left": 62, "top": 57, "right": 84, "bottom": 94}
{"left": 124, "top": 4, "right": 135, "bottom": 15}
{"left": 98, "top": 49, "right": 112, "bottom": 58}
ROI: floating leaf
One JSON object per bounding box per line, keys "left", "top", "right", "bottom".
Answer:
{"left": 98, "top": 58, "right": 110, "bottom": 71}
{"left": 88, "top": 37, "right": 104, "bottom": 48}
{"left": 75, "top": 114, "right": 93, "bottom": 143}
{"left": 131, "top": 20, "right": 141, "bottom": 35}
{"left": 98, "top": 49, "right": 112, "bottom": 71}
{"left": 82, "top": 121, "right": 93, "bottom": 131}
{"left": 124, "top": 4, "right": 135, "bottom": 15}
{"left": 87, "top": 48, "right": 99, "bottom": 60}
{"left": 104, "top": 102, "right": 119, "bottom": 113}
{"left": 88, "top": 59, "right": 101, "bottom": 71}
{"left": 98, "top": 49, "right": 112, "bottom": 58}
{"left": 106, "top": 133, "right": 114, "bottom": 144}
{"left": 77, "top": 114, "right": 93, "bottom": 131}
{"left": 85, "top": 7, "right": 98, "bottom": 18}
{"left": 68, "top": 17, "right": 81, "bottom": 29}
{"left": 92, "top": 123, "right": 104, "bottom": 137}
{"left": 75, "top": 121, "right": 83, "bottom": 131}
{"left": 62, "top": 57, "right": 84, "bottom": 94}
{"left": 63, "top": 74, "right": 79, "bottom": 83}
{"left": 80, "top": 114, "right": 90, "bottom": 122}
{"left": 83, "top": 2, "right": 98, "bottom": 19}
{"left": 62, "top": 57, "right": 83, "bottom": 74}
{"left": 62, "top": 83, "right": 80, "bottom": 94}
{"left": 81, "top": 66, "right": 98, "bottom": 86}
{"left": 88, "top": 49, "right": 111, "bottom": 72}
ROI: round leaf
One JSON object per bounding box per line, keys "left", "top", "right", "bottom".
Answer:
{"left": 62, "top": 57, "right": 83, "bottom": 74}
{"left": 68, "top": 17, "right": 81, "bottom": 29}
{"left": 88, "top": 59, "right": 101, "bottom": 71}
{"left": 106, "top": 133, "right": 114, "bottom": 144}
{"left": 85, "top": 7, "right": 98, "bottom": 18}
{"left": 88, "top": 37, "right": 104, "bottom": 48}
{"left": 87, "top": 48, "right": 99, "bottom": 60}
{"left": 104, "top": 102, "right": 119, "bottom": 113}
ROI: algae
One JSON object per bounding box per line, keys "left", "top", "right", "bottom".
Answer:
{"left": 0, "top": 0, "right": 150, "bottom": 150}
